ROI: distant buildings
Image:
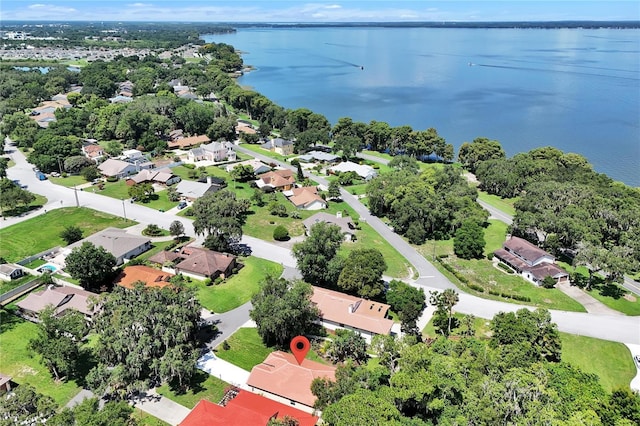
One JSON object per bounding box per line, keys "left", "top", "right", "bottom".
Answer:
{"left": 261, "top": 138, "right": 294, "bottom": 156}
{"left": 329, "top": 161, "right": 377, "bottom": 181}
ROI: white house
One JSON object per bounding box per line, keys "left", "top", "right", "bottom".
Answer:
{"left": 122, "top": 149, "right": 144, "bottom": 161}
{"left": 187, "top": 141, "right": 235, "bottom": 163}
{"left": 225, "top": 159, "right": 271, "bottom": 175}
{"left": 329, "top": 161, "right": 377, "bottom": 181}
{"left": 0, "top": 264, "right": 24, "bottom": 281}
{"left": 494, "top": 236, "right": 569, "bottom": 286}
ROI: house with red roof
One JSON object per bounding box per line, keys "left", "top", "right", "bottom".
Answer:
{"left": 493, "top": 236, "right": 569, "bottom": 286}
{"left": 180, "top": 390, "right": 318, "bottom": 426}
{"left": 247, "top": 351, "right": 336, "bottom": 413}
{"left": 311, "top": 286, "right": 395, "bottom": 342}
{"left": 113, "top": 265, "right": 174, "bottom": 289}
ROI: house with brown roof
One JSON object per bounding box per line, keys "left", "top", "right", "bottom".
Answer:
{"left": 494, "top": 236, "right": 569, "bottom": 286}
{"left": 247, "top": 351, "right": 336, "bottom": 413}
{"left": 126, "top": 168, "right": 181, "bottom": 186}
{"left": 113, "top": 265, "right": 174, "bottom": 289}
{"left": 179, "top": 391, "right": 318, "bottom": 426}
{"left": 148, "top": 245, "right": 236, "bottom": 281}
{"left": 168, "top": 134, "right": 210, "bottom": 149}
{"left": 16, "top": 285, "right": 99, "bottom": 322}
{"left": 311, "top": 286, "right": 395, "bottom": 342}
{"left": 98, "top": 158, "right": 140, "bottom": 179}
{"left": 255, "top": 169, "right": 295, "bottom": 191}
{"left": 286, "top": 186, "right": 327, "bottom": 210}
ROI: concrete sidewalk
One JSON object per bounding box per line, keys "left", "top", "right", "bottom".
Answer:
{"left": 197, "top": 350, "right": 251, "bottom": 390}
{"left": 132, "top": 388, "right": 190, "bottom": 426}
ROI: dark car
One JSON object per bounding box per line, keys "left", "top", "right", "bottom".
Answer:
{"left": 178, "top": 201, "right": 188, "bottom": 210}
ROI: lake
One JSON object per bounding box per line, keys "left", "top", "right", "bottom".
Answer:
{"left": 204, "top": 27, "right": 640, "bottom": 186}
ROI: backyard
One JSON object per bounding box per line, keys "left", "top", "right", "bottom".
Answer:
{"left": 0, "top": 207, "right": 134, "bottom": 263}
{"left": 0, "top": 306, "right": 83, "bottom": 406}
{"left": 216, "top": 327, "right": 327, "bottom": 371}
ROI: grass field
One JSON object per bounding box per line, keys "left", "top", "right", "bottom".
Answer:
{"left": 483, "top": 219, "right": 509, "bottom": 255}
{"left": 139, "top": 190, "right": 178, "bottom": 212}
{"left": 239, "top": 143, "right": 295, "bottom": 163}
{"left": 157, "top": 371, "right": 229, "bottom": 410}
{"left": 477, "top": 191, "right": 518, "bottom": 217}
{"left": 560, "top": 332, "right": 635, "bottom": 392}
{"left": 132, "top": 409, "right": 170, "bottom": 426}
{"left": 191, "top": 257, "right": 283, "bottom": 313}
{"left": 216, "top": 327, "right": 327, "bottom": 371}
{"left": 94, "top": 180, "right": 130, "bottom": 200}
{"left": 0, "top": 307, "right": 82, "bottom": 406}
{"left": 0, "top": 207, "right": 134, "bottom": 262}
{"left": 50, "top": 175, "right": 88, "bottom": 188}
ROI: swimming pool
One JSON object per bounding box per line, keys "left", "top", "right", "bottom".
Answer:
{"left": 37, "top": 263, "right": 59, "bottom": 274}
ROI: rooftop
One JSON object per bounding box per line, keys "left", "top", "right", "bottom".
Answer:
{"left": 113, "top": 265, "right": 174, "bottom": 289}
{"left": 247, "top": 351, "right": 336, "bottom": 407}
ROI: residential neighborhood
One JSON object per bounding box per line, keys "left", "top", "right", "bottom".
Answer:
{"left": 0, "top": 19, "right": 638, "bottom": 426}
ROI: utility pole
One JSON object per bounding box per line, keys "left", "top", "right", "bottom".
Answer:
{"left": 74, "top": 186, "right": 79, "bottom": 207}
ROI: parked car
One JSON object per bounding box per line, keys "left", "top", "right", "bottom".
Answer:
{"left": 177, "top": 201, "right": 188, "bottom": 210}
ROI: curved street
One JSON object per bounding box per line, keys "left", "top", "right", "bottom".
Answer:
{"left": 3, "top": 139, "right": 640, "bottom": 345}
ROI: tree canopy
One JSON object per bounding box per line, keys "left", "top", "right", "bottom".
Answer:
{"left": 292, "top": 222, "right": 345, "bottom": 287}
{"left": 250, "top": 277, "right": 319, "bottom": 348}
{"left": 191, "top": 190, "right": 249, "bottom": 253}
{"left": 64, "top": 242, "right": 117, "bottom": 290}
{"left": 88, "top": 284, "right": 202, "bottom": 399}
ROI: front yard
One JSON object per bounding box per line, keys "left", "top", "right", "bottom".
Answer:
{"left": 190, "top": 257, "right": 283, "bottom": 313}
{"left": 156, "top": 371, "right": 229, "bottom": 410}
{"left": 0, "top": 207, "right": 134, "bottom": 262}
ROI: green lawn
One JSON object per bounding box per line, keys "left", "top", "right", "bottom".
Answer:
{"left": 94, "top": 180, "right": 130, "bottom": 200}
{"left": 132, "top": 409, "right": 170, "bottom": 426}
{"left": 139, "top": 190, "right": 178, "bottom": 212}
{"left": 50, "top": 175, "right": 88, "bottom": 188}
{"left": 0, "top": 307, "right": 82, "bottom": 406}
{"left": 477, "top": 191, "right": 518, "bottom": 217}
{"left": 239, "top": 143, "right": 295, "bottom": 163}
{"left": 0, "top": 207, "right": 134, "bottom": 262}
{"left": 156, "top": 371, "right": 229, "bottom": 409}
{"left": 191, "top": 257, "right": 283, "bottom": 313}
{"left": 216, "top": 327, "right": 327, "bottom": 371}
{"left": 560, "top": 332, "right": 635, "bottom": 392}
{"left": 422, "top": 313, "right": 493, "bottom": 340}
{"left": 136, "top": 239, "right": 185, "bottom": 262}
{"left": 484, "top": 219, "right": 509, "bottom": 255}
{"left": 216, "top": 328, "right": 275, "bottom": 371}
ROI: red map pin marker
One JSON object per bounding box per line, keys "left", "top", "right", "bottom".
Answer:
{"left": 290, "top": 335, "right": 310, "bottom": 365}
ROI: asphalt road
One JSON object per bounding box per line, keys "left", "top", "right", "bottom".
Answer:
{"left": 4, "top": 140, "right": 639, "bottom": 345}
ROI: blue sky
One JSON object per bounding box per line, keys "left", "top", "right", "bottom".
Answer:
{"left": 1, "top": 1, "right": 638, "bottom": 22}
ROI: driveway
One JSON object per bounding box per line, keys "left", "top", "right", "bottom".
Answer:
{"left": 197, "top": 351, "right": 251, "bottom": 390}
{"left": 131, "top": 389, "right": 190, "bottom": 426}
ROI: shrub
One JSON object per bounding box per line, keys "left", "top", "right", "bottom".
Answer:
{"left": 273, "top": 225, "right": 289, "bottom": 241}
{"left": 222, "top": 340, "right": 230, "bottom": 350}
{"left": 142, "top": 224, "right": 163, "bottom": 236}
{"left": 486, "top": 253, "right": 494, "bottom": 260}
{"left": 106, "top": 176, "right": 118, "bottom": 182}
{"left": 204, "top": 278, "right": 212, "bottom": 286}
{"left": 183, "top": 163, "right": 195, "bottom": 169}
{"left": 468, "top": 283, "right": 485, "bottom": 293}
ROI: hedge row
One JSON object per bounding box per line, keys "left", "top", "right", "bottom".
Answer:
{"left": 488, "top": 289, "right": 531, "bottom": 302}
